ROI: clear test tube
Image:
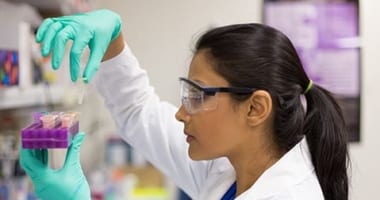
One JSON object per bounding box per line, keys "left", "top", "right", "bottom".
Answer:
{"left": 32, "top": 111, "right": 46, "bottom": 123}
{"left": 66, "top": 111, "right": 80, "bottom": 123}
{"left": 77, "top": 77, "right": 87, "bottom": 105}
{"left": 60, "top": 114, "right": 73, "bottom": 128}
{"left": 40, "top": 114, "right": 58, "bottom": 129}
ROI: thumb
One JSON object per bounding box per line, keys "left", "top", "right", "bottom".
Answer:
{"left": 19, "top": 148, "right": 46, "bottom": 175}
{"left": 64, "top": 132, "right": 86, "bottom": 168}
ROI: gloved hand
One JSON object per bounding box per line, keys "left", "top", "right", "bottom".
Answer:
{"left": 20, "top": 132, "right": 90, "bottom": 200}
{"left": 36, "top": 9, "right": 122, "bottom": 82}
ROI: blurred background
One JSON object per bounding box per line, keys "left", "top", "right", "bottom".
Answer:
{"left": 0, "top": 0, "right": 378, "bottom": 199}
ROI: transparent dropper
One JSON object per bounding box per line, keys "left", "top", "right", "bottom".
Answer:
{"left": 76, "top": 47, "right": 89, "bottom": 105}
{"left": 77, "top": 77, "right": 87, "bottom": 105}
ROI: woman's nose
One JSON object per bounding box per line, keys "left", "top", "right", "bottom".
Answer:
{"left": 175, "top": 105, "right": 189, "bottom": 122}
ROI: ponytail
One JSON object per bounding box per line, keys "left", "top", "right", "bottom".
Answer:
{"left": 304, "top": 84, "right": 349, "bottom": 200}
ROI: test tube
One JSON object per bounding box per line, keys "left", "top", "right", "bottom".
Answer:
{"left": 60, "top": 114, "right": 73, "bottom": 128}
{"left": 65, "top": 111, "right": 80, "bottom": 122}
{"left": 32, "top": 111, "right": 46, "bottom": 123}
{"left": 40, "top": 114, "right": 58, "bottom": 129}
{"left": 77, "top": 77, "right": 87, "bottom": 105}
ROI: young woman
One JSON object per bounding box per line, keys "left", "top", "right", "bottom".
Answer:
{"left": 20, "top": 9, "right": 349, "bottom": 200}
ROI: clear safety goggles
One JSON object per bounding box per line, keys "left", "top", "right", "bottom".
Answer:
{"left": 179, "top": 77, "right": 257, "bottom": 114}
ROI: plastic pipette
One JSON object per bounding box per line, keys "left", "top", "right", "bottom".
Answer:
{"left": 77, "top": 77, "right": 87, "bottom": 105}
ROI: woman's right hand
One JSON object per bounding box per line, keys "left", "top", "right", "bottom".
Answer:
{"left": 36, "top": 9, "right": 122, "bottom": 82}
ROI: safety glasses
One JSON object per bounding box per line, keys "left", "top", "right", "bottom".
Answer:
{"left": 179, "top": 77, "right": 257, "bottom": 114}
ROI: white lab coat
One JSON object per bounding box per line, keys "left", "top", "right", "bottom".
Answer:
{"left": 92, "top": 44, "right": 325, "bottom": 200}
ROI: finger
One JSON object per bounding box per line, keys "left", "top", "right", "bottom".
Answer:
{"left": 64, "top": 132, "right": 85, "bottom": 168}
{"left": 70, "top": 37, "right": 92, "bottom": 82}
{"left": 36, "top": 18, "right": 54, "bottom": 43}
{"left": 35, "top": 149, "right": 49, "bottom": 167}
{"left": 52, "top": 26, "right": 75, "bottom": 69}
{"left": 19, "top": 148, "right": 45, "bottom": 174}
{"left": 41, "top": 22, "right": 64, "bottom": 57}
{"left": 83, "top": 45, "right": 105, "bottom": 82}
{"left": 42, "top": 149, "right": 48, "bottom": 166}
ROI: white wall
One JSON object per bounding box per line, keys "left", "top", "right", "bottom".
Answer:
{"left": 96, "top": 0, "right": 261, "bottom": 105}
{"left": 349, "top": 0, "right": 380, "bottom": 199}
{"left": 96, "top": 0, "right": 379, "bottom": 199}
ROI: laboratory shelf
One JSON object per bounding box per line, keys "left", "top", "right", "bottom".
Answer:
{"left": 0, "top": 84, "right": 65, "bottom": 110}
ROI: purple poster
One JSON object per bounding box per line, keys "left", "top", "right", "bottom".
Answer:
{"left": 264, "top": 0, "right": 360, "bottom": 141}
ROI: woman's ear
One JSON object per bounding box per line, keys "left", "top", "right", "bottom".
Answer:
{"left": 246, "top": 90, "right": 273, "bottom": 127}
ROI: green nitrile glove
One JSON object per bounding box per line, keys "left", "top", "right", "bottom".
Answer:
{"left": 36, "top": 9, "right": 122, "bottom": 82}
{"left": 20, "top": 132, "right": 90, "bottom": 200}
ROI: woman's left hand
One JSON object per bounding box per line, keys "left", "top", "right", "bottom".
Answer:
{"left": 20, "top": 132, "right": 91, "bottom": 200}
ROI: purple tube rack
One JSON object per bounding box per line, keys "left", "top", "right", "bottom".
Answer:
{"left": 21, "top": 121, "right": 79, "bottom": 149}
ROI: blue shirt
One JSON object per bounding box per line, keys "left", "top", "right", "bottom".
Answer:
{"left": 221, "top": 182, "right": 236, "bottom": 200}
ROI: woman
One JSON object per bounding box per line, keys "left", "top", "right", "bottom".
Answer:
{"left": 20, "top": 9, "right": 349, "bottom": 200}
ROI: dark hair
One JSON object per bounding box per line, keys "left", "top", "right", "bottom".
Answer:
{"left": 195, "top": 23, "right": 349, "bottom": 200}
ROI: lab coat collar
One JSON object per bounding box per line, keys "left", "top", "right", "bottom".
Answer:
{"left": 236, "top": 137, "right": 315, "bottom": 199}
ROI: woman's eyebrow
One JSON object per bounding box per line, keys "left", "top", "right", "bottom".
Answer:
{"left": 191, "top": 77, "right": 211, "bottom": 86}
{"left": 193, "top": 79, "right": 205, "bottom": 85}
{"left": 189, "top": 77, "right": 219, "bottom": 88}
{"left": 187, "top": 78, "right": 205, "bottom": 86}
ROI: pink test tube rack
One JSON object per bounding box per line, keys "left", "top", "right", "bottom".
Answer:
{"left": 21, "top": 112, "right": 79, "bottom": 149}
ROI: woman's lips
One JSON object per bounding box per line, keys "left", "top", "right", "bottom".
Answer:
{"left": 186, "top": 135, "right": 195, "bottom": 143}
{"left": 184, "top": 130, "right": 195, "bottom": 143}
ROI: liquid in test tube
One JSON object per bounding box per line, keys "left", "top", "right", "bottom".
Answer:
{"left": 60, "top": 114, "right": 73, "bottom": 128}
{"left": 40, "top": 114, "right": 58, "bottom": 129}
